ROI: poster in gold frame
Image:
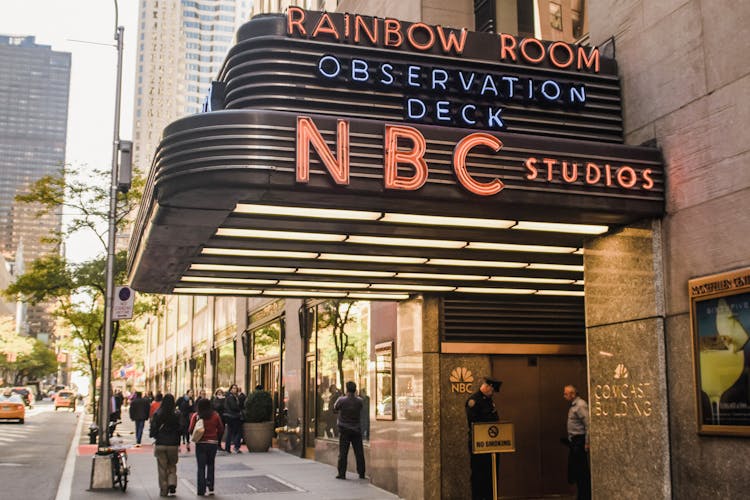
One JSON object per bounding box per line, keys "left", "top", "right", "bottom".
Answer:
{"left": 690, "top": 267, "right": 750, "bottom": 436}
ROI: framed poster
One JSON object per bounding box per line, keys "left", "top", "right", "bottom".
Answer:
{"left": 690, "top": 267, "right": 750, "bottom": 436}
{"left": 375, "top": 341, "right": 394, "bottom": 421}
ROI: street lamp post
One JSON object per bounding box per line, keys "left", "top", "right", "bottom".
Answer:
{"left": 97, "top": 22, "right": 124, "bottom": 450}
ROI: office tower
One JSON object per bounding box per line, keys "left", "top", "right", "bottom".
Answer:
{"left": 0, "top": 35, "right": 71, "bottom": 339}
{"left": 132, "top": 0, "right": 251, "bottom": 173}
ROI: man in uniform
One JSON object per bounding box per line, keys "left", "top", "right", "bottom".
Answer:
{"left": 466, "top": 377, "right": 501, "bottom": 500}
{"left": 563, "top": 384, "right": 591, "bottom": 500}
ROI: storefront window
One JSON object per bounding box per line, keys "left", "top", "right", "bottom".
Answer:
{"left": 251, "top": 319, "right": 285, "bottom": 426}
{"left": 314, "top": 300, "right": 370, "bottom": 440}
{"left": 375, "top": 342, "right": 394, "bottom": 421}
{"left": 216, "top": 341, "right": 235, "bottom": 390}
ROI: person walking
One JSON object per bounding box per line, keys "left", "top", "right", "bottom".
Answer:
{"left": 210, "top": 389, "right": 227, "bottom": 451}
{"left": 333, "top": 381, "right": 366, "bottom": 480}
{"left": 150, "top": 392, "right": 163, "bottom": 419}
{"left": 563, "top": 384, "right": 591, "bottom": 500}
{"left": 465, "top": 377, "right": 501, "bottom": 500}
{"left": 223, "top": 384, "right": 243, "bottom": 453}
{"left": 190, "top": 398, "right": 224, "bottom": 496}
{"left": 150, "top": 393, "right": 181, "bottom": 497}
{"left": 129, "top": 391, "right": 150, "bottom": 447}
{"left": 177, "top": 389, "right": 195, "bottom": 452}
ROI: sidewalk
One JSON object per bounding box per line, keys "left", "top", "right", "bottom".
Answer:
{"left": 67, "top": 412, "right": 400, "bottom": 499}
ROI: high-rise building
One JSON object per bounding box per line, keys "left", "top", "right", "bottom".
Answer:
{"left": 132, "top": 0, "right": 251, "bottom": 173}
{"left": 0, "top": 35, "right": 70, "bottom": 339}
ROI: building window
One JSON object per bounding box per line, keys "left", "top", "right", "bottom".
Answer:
{"left": 314, "top": 300, "right": 370, "bottom": 441}
{"left": 215, "top": 341, "right": 235, "bottom": 389}
{"left": 550, "top": 2, "right": 563, "bottom": 31}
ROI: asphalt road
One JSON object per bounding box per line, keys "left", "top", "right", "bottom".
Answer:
{"left": 0, "top": 400, "right": 79, "bottom": 499}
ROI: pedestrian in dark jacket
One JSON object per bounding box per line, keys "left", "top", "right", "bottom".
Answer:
{"left": 129, "top": 391, "right": 151, "bottom": 446}
{"left": 334, "top": 381, "right": 366, "bottom": 480}
{"left": 223, "top": 384, "right": 243, "bottom": 453}
{"left": 150, "top": 394, "right": 180, "bottom": 497}
{"left": 190, "top": 398, "right": 225, "bottom": 496}
{"left": 176, "top": 389, "right": 195, "bottom": 451}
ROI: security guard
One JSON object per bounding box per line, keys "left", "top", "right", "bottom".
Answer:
{"left": 466, "top": 377, "right": 501, "bottom": 500}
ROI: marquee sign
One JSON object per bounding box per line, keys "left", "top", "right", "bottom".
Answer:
{"left": 222, "top": 10, "right": 624, "bottom": 143}
{"left": 128, "top": 10, "right": 664, "bottom": 299}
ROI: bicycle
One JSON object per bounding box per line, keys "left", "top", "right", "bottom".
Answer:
{"left": 98, "top": 446, "right": 129, "bottom": 492}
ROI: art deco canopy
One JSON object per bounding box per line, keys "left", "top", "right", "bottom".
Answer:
{"left": 128, "top": 10, "right": 664, "bottom": 305}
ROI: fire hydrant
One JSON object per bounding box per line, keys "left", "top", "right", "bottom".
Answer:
{"left": 88, "top": 423, "right": 99, "bottom": 444}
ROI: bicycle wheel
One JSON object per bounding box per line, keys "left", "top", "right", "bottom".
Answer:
{"left": 118, "top": 453, "right": 128, "bottom": 492}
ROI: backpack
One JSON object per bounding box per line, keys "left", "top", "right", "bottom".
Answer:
{"left": 191, "top": 417, "right": 205, "bottom": 442}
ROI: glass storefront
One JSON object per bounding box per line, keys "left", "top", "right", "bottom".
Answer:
{"left": 251, "top": 318, "right": 285, "bottom": 425}
{"left": 215, "top": 341, "right": 235, "bottom": 390}
{"left": 312, "top": 300, "right": 371, "bottom": 441}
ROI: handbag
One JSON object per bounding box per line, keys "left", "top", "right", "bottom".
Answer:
{"left": 191, "top": 418, "right": 205, "bottom": 442}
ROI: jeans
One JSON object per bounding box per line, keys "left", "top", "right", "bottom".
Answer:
{"left": 337, "top": 427, "right": 365, "bottom": 477}
{"left": 134, "top": 419, "right": 145, "bottom": 444}
{"left": 154, "top": 445, "right": 179, "bottom": 495}
{"left": 225, "top": 417, "right": 242, "bottom": 451}
{"left": 195, "top": 442, "right": 218, "bottom": 495}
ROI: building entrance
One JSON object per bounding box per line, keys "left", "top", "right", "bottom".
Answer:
{"left": 492, "top": 355, "right": 587, "bottom": 498}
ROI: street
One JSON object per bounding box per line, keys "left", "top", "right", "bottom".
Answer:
{"left": 0, "top": 400, "right": 78, "bottom": 499}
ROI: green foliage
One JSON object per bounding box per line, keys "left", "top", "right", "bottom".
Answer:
{"left": 13, "top": 340, "right": 58, "bottom": 384}
{"left": 243, "top": 389, "right": 273, "bottom": 422}
{"left": 1, "top": 165, "right": 149, "bottom": 414}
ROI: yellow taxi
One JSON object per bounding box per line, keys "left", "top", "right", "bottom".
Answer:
{"left": 54, "top": 390, "right": 76, "bottom": 411}
{"left": 0, "top": 391, "right": 25, "bottom": 424}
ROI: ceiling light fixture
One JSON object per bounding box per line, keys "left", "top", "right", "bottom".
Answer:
{"left": 296, "top": 268, "right": 396, "bottom": 278}
{"left": 216, "top": 228, "right": 346, "bottom": 241}
{"left": 467, "top": 242, "right": 577, "bottom": 253}
{"left": 455, "top": 287, "right": 536, "bottom": 294}
{"left": 347, "top": 235, "right": 466, "bottom": 248}
{"left": 235, "top": 203, "right": 381, "bottom": 220}
{"left": 277, "top": 280, "right": 370, "bottom": 289}
{"left": 173, "top": 287, "right": 261, "bottom": 295}
{"left": 201, "top": 248, "right": 318, "bottom": 259}
{"left": 425, "top": 258, "right": 527, "bottom": 268}
{"left": 189, "top": 263, "right": 296, "bottom": 273}
{"left": 181, "top": 276, "right": 277, "bottom": 285}
{"left": 487, "top": 276, "right": 575, "bottom": 284}
{"left": 380, "top": 213, "right": 514, "bottom": 228}
{"left": 370, "top": 283, "right": 456, "bottom": 292}
{"left": 527, "top": 263, "right": 584, "bottom": 272}
{"left": 513, "top": 221, "right": 608, "bottom": 234}
{"left": 318, "top": 253, "right": 428, "bottom": 264}
{"left": 535, "top": 290, "right": 586, "bottom": 296}
{"left": 395, "top": 272, "right": 488, "bottom": 281}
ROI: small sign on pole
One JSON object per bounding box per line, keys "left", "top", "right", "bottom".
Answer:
{"left": 113, "top": 285, "right": 135, "bottom": 320}
{"left": 472, "top": 422, "right": 516, "bottom": 454}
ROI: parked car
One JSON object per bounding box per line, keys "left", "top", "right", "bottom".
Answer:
{"left": 0, "top": 392, "right": 25, "bottom": 423}
{"left": 54, "top": 390, "right": 76, "bottom": 412}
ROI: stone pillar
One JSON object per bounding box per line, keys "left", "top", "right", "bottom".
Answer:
{"left": 584, "top": 220, "right": 671, "bottom": 499}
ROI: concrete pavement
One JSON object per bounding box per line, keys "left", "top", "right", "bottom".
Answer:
{"left": 66, "top": 411, "right": 400, "bottom": 499}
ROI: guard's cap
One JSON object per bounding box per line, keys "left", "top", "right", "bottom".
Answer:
{"left": 484, "top": 378, "right": 502, "bottom": 392}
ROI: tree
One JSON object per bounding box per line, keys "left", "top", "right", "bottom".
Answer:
{"left": 318, "top": 300, "right": 356, "bottom": 387}
{"left": 0, "top": 315, "right": 34, "bottom": 385}
{"left": 2, "top": 165, "right": 151, "bottom": 415}
{"left": 13, "top": 339, "right": 58, "bottom": 385}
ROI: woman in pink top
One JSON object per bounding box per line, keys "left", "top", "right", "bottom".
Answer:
{"left": 189, "top": 398, "right": 224, "bottom": 496}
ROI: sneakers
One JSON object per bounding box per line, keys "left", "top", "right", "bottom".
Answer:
{"left": 206, "top": 488, "right": 214, "bottom": 496}
{"left": 167, "top": 484, "right": 176, "bottom": 496}
{"left": 335, "top": 475, "right": 346, "bottom": 480}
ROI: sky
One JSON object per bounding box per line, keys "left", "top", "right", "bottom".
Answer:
{"left": 0, "top": 0, "right": 139, "bottom": 263}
